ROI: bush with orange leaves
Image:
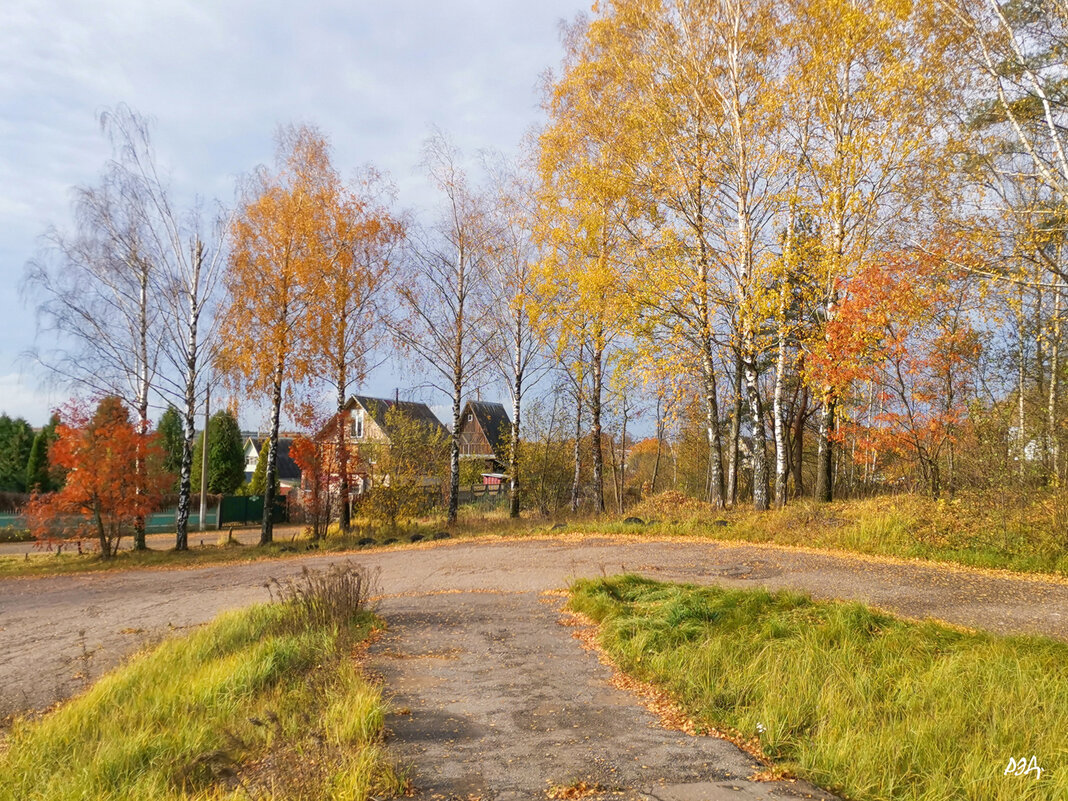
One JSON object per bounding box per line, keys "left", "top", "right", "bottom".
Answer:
{"left": 24, "top": 397, "right": 171, "bottom": 558}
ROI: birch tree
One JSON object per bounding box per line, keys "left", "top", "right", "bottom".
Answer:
{"left": 948, "top": 0, "right": 1068, "bottom": 483}
{"left": 219, "top": 125, "right": 328, "bottom": 544}
{"left": 672, "top": 0, "right": 786, "bottom": 511}
{"left": 95, "top": 107, "right": 232, "bottom": 551}
{"left": 392, "top": 131, "right": 492, "bottom": 525}
{"left": 787, "top": 0, "right": 957, "bottom": 501}
{"left": 591, "top": 0, "right": 735, "bottom": 508}
{"left": 482, "top": 157, "right": 551, "bottom": 517}
{"left": 23, "top": 106, "right": 165, "bottom": 549}
{"left": 302, "top": 166, "right": 403, "bottom": 534}
{"left": 536, "top": 14, "right": 642, "bottom": 514}
{"left": 23, "top": 105, "right": 232, "bottom": 549}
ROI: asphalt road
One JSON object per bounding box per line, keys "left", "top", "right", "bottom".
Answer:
{"left": 2, "top": 535, "right": 1066, "bottom": 799}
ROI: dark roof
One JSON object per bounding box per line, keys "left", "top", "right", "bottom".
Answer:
{"left": 349, "top": 395, "right": 447, "bottom": 439}
{"left": 464, "top": 400, "right": 512, "bottom": 457}
{"left": 248, "top": 437, "right": 301, "bottom": 481}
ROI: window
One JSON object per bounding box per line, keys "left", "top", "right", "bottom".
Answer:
{"left": 350, "top": 410, "right": 364, "bottom": 439}
{"left": 467, "top": 413, "right": 473, "bottom": 422}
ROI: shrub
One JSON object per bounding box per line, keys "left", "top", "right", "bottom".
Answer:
{"left": 266, "top": 562, "right": 377, "bottom": 629}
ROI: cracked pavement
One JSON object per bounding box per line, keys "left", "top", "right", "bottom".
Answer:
{"left": 3, "top": 535, "right": 1067, "bottom": 798}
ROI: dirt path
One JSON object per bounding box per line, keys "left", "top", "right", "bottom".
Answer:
{"left": 0, "top": 524, "right": 286, "bottom": 556}
{"left": 2, "top": 535, "right": 1066, "bottom": 726}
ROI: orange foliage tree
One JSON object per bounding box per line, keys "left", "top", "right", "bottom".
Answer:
{"left": 289, "top": 433, "right": 335, "bottom": 541}
{"left": 218, "top": 125, "right": 331, "bottom": 545}
{"left": 811, "top": 247, "right": 981, "bottom": 497}
{"left": 301, "top": 167, "right": 403, "bottom": 534}
{"left": 24, "top": 397, "right": 170, "bottom": 558}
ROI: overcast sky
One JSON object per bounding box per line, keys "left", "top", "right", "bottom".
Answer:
{"left": 0, "top": 0, "right": 587, "bottom": 427}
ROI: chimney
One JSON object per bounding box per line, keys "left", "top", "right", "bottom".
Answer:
{"left": 395, "top": 387, "right": 399, "bottom": 403}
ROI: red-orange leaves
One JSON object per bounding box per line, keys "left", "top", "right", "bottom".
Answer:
{"left": 25, "top": 398, "right": 171, "bottom": 557}
{"left": 809, "top": 245, "right": 981, "bottom": 496}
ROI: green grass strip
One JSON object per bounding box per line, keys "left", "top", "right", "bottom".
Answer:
{"left": 0, "top": 600, "right": 403, "bottom": 800}
{"left": 569, "top": 575, "right": 1068, "bottom": 801}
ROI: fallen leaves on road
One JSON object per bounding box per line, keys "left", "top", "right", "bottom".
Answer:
{"left": 546, "top": 779, "right": 608, "bottom": 799}
{"left": 555, "top": 601, "right": 783, "bottom": 782}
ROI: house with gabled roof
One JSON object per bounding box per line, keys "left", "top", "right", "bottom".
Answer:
{"left": 457, "top": 400, "right": 512, "bottom": 478}
{"left": 243, "top": 436, "right": 302, "bottom": 493}
{"left": 314, "top": 395, "right": 448, "bottom": 495}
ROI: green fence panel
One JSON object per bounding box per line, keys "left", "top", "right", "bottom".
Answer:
{"left": 218, "top": 495, "right": 287, "bottom": 526}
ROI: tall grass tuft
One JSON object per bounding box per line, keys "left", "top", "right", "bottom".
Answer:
{"left": 266, "top": 561, "right": 376, "bottom": 629}
{"left": 0, "top": 563, "right": 402, "bottom": 801}
{"left": 570, "top": 575, "right": 1068, "bottom": 801}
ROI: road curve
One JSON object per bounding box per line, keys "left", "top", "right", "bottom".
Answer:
{"left": 2, "top": 535, "right": 1067, "bottom": 720}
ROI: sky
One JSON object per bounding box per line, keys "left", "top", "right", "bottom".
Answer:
{"left": 0, "top": 0, "right": 589, "bottom": 428}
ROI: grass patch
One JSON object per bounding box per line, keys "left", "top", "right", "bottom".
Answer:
{"left": 591, "top": 490, "right": 1068, "bottom": 577}
{"left": 569, "top": 574, "right": 1068, "bottom": 801}
{"left": 0, "top": 537, "right": 327, "bottom": 579}
{"left": 0, "top": 563, "right": 406, "bottom": 801}
{"left": 8, "top": 489, "right": 1068, "bottom": 582}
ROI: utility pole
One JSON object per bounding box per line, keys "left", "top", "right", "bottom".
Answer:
{"left": 199, "top": 385, "right": 210, "bottom": 532}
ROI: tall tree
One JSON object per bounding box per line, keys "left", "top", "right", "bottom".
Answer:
{"left": 947, "top": 0, "right": 1068, "bottom": 485}
{"left": 536, "top": 13, "right": 641, "bottom": 513}
{"left": 101, "top": 105, "right": 233, "bottom": 551}
{"left": 157, "top": 218, "right": 230, "bottom": 551}
{"left": 631, "top": 0, "right": 735, "bottom": 509}
{"left": 219, "top": 125, "right": 328, "bottom": 544}
{"left": 91, "top": 107, "right": 232, "bottom": 551}
{"left": 787, "top": 0, "right": 957, "bottom": 501}
{"left": 0, "top": 415, "right": 35, "bottom": 492}
{"left": 570, "top": 0, "right": 733, "bottom": 508}
{"left": 392, "top": 131, "right": 493, "bottom": 525}
{"left": 23, "top": 108, "right": 164, "bottom": 546}
{"left": 482, "top": 156, "right": 551, "bottom": 518}
{"left": 703, "top": 0, "right": 787, "bottom": 512}
{"left": 538, "top": 0, "right": 788, "bottom": 511}
{"left": 23, "top": 105, "right": 229, "bottom": 549}
{"left": 302, "top": 166, "right": 403, "bottom": 534}
{"left": 190, "top": 409, "right": 245, "bottom": 494}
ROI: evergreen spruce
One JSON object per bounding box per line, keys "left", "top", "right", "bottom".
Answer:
{"left": 25, "top": 414, "right": 60, "bottom": 493}
{"left": 0, "top": 414, "right": 35, "bottom": 492}
{"left": 191, "top": 410, "right": 245, "bottom": 494}
{"left": 157, "top": 406, "right": 185, "bottom": 488}
{"left": 246, "top": 441, "right": 279, "bottom": 496}
{"left": 25, "top": 432, "right": 49, "bottom": 493}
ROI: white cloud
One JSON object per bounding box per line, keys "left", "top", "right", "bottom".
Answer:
{"left": 0, "top": 0, "right": 583, "bottom": 416}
